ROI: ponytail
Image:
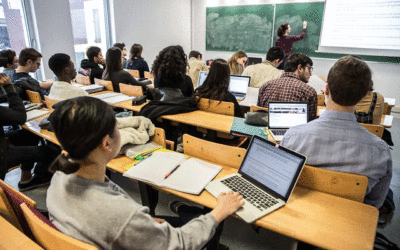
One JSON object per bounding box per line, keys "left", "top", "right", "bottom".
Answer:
{"left": 49, "top": 153, "right": 81, "bottom": 174}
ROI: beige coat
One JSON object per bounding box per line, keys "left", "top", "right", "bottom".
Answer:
{"left": 187, "top": 57, "right": 208, "bottom": 88}
{"left": 242, "top": 61, "right": 282, "bottom": 88}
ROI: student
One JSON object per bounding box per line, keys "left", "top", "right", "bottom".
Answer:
{"left": 258, "top": 53, "right": 317, "bottom": 121}
{"left": 227, "top": 50, "right": 247, "bottom": 75}
{"left": 195, "top": 58, "right": 244, "bottom": 118}
{"left": 153, "top": 45, "right": 194, "bottom": 97}
{"left": 242, "top": 47, "right": 284, "bottom": 88}
{"left": 13, "top": 48, "right": 52, "bottom": 99}
{"left": 46, "top": 96, "right": 244, "bottom": 250}
{"left": 102, "top": 47, "right": 146, "bottom": 93}
{"left": 0, "top": 73, "right": 59, "bottom": 188}
{"left": 280, "top": 56, "right": 392, "bottom": 209}
{"left": 126, "top": 44, "right": 150, "bottom": 79}
{"left": 187, "top": 50, "right": 208, "bottom": 88}
{"left": 0, "top": 49, "right": 18, "bottom": 80}
{"left": 276, "top": 21, "right": 307, "bottom": 69}
{"left": 113, "top": 42, "right": 127, "bottom": 67}
{"left": 47, "top": 53, "right": 88, "bottom": 101}
{"left": 80, "top": 46, "right": 105, "bottom": 85}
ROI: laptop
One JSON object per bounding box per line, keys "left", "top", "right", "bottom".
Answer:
{"left": 205, "top": 135, "right": 306, "bottom": 223}
{"left": 197, "top": 72, "right": 250, "bottom": 100}
{"left": 246, "top": 57, "right": 262, "bottom": 66}
{"left": 268, "top": 102, "right": 308, "bottom": 142}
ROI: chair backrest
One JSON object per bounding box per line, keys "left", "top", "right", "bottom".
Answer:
{"left": 0, "top": 188, "right": 21, "bottom": 230}
{"left": 119, "top": 83, "right": 143, "bottom": 97}
{"left": 26, "top": 90, "right": 42, "bottom": 103}
{"left": 317, "top": 94, "right": 325, "bottom": 106}
{"left": 183, "top": 134, "right": 246, "bottom": 169}
{"left": 44, "top": 96, "right": 59, "bottom": 110}
{"left": 75, "top": 75, "right": 91, "bottom": 85}
{"left": 144, "top": 71, "right": 154, "bottom": 79}
{"left": 151, "top": 127, "right": 167, "bottom": 148}
{"left": 361, "top": 123, "right": 384, "bottom": 138}
{"left": 94, "top": 78, "right": 114, "bottom": 91}
{"left": 197, "top": 98, "right": 234, "bottom": 116}
{"left": 124, "top": 69, "right": 140, "bottom": 78}
{"left": 20, "top": 203, "right": 99, "bottom": 250}
{"left": 297, "top": 166, "right": 368, "bottom": 203}
{"left": 249, "top": 105, "right": 268, "bottom": 112}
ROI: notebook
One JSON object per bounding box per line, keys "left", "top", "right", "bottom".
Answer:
{"left": 26, "top": 109, "right": 50, "bottom": 121}
{"left": 92, "top": 92, "right": 134, "bottom": 104}
{"left": 268, "top": 102, "right": 308, "bottom": 141}
{"left": 123, "top": 151, "right": 222, "bottom": 195}
{"left": 206, "top": 135, "right": 306, "bottom": 223}
{"left": 230, "top": 117, "right": 268, "bottom": 139}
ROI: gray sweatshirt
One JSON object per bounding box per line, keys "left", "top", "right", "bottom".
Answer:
{"left": 46, "top": 172, "right": 218, "bottom": 250}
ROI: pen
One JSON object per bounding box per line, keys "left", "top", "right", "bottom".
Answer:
{"left": 134, "top": 153, "right": 153, "bottom": 166}
{"left": 164, "top": 164, "right": 181, "bottom": 179}
{"left": 135, "top": 147, "right": 162, "bottom": 160}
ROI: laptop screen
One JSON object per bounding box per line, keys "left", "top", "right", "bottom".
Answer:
{"left": 268, "top": 102, "right": 308, "bottom": 129}
{"left": 197, "top": 71, "right": 208, "bottom": 87}
{"left": 229, "top": 75, "right": 250, "bottom": 94}
{"left": 239, "top": 136, "right": 306, "bottom": 201}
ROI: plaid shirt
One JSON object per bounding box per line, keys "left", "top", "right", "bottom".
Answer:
{"left": 257, "top": 72, "right": 318, "bottom": 121}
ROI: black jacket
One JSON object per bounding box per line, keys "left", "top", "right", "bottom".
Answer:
{"left": 139, "top": 97, "right": 198, "bottom": 121}
{"left": 80, "top": 59, "right": 104, "bottom": 85}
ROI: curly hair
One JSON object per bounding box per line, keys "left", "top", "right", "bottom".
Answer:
{"left": 277, "top": 23, "right": 289, "bottom": 37}
{"left": 152, "top": 45, "right": 187, "bottom": 87}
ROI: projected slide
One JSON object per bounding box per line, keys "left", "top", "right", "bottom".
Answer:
{"left": 320, "top": 0, "right": 400, "bottom": 52}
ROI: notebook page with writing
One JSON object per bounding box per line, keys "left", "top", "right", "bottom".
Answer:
{"left": 161, "top": 158, "right": 222, "bottom": 195}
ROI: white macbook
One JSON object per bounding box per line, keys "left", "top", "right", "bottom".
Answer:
{"left": 268, "top": 102, "right": 308, "bottom": 142}
{"left": 206, "top": 135, "right": 306, "bottom": 223}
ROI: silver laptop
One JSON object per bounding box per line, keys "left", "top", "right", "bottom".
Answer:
{"left": 206, "top": 135, "right": 306, "bottom": 223}
{"left": 197, "top": 71, "right": 250, "bottom": 100}
{"left": 268, "top": 102, "right": 308, "bottom": 142}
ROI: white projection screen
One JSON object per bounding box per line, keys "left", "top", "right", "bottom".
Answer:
{"left": 319, "top": 0, "right": 400, "bottom": 57}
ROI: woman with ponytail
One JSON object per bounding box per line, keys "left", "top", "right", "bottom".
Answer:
{"left": 46, "top": 96, "right": 244, "bottom": 250}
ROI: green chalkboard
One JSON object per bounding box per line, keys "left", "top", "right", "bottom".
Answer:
{"left": 206, "top": 5, "right": 274, "bottom": 53}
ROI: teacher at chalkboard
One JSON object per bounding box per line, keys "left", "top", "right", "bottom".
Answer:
{"left": 276, "top": 21, "right": 307, "bottom": 69}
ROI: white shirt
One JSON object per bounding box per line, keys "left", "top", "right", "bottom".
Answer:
{"left": 48, "top": 81, "right": 88, "bottom": 100}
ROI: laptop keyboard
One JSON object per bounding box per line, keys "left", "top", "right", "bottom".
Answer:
{"left": 271, "top": 129, "right": 287, "bottom": 136}
{"left": 221, "top": 176, "right": 278, "bottom": 211}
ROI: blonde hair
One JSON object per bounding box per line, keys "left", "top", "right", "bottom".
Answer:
{"left": 227, "top": 50, "right": 247, "bottom": 75}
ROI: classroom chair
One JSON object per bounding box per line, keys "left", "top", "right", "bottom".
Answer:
{"left": 361, "top": 123, "right": 385, "bottom": 138}
{"left": 20, "top": 203, "right": 99, "bottom": 250}
{"left": 144, "top": 71, "right": 154, "bottom": 79}
{"left": 317, "top": 94, "right": 325, "bottom": 106}
{"left": 124, "top": 69, "right": 140, "bottom": 78}
{"left": 44, "top": 96, "right": 59, "bottom": 110}
{"left": 249, "top": 105, "right": 268, "bottom": 112}
{"left": 94, "top": 78, "right": 114, "bottom": 92}
{"left": 75, "top": 75, "right": 91, "bottom": 85}
{"left": 196, "top": 98, "right": 234, "bottom": 116}
{"left": 26, "top": 90, "right": 42, "bottom": 104}
{"left": 119, "top": 83, "right": 143, "bottom": 97}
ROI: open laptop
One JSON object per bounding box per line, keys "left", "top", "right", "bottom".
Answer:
{"left": 206, "top": 135, "right": 306, "bottom": 223}
{"left": 246, "top": 57, "right": 262, "bottom": 66}
{"left": 197, "top": 71, "right": 250, "bottom": 100}
{"left": 268, "top": 102, "right": 308, "bottom": 142}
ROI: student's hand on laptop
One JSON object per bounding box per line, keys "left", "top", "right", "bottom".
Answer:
{"left": 210, "top": 191, "right": 244, "bottom": 223}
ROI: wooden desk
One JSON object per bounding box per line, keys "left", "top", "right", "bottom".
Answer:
{"left": 0, "top": 216, "right": 44, "bottom": 250}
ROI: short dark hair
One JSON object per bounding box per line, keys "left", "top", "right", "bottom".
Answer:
{"left": 0, "top": 49, "right": 16, "bottom": 66}
{"left": 18, "top": 48, "right": 42, "bottom": 66}
{"left": 189, "top": 51, "right": 202, "bottom": 59}
{"left": 327, "top": 56, "right": 372, "bottom": 106}
{"left": 48, "top": 53, "right": 71, "bottom": 76}
{"left": 49, "top": 96, "right": 116, "bottom": 174}
{"left": 266, "top": 47, "right": 284, "bottom": 62}
{"left": 86, "top": 46, "right": 101, "bottom": 62}
{"left": 284, "top": 53, "right": 313, "bottom": 73}
{"left": 277, "top": 23, "right": 289, "bottom": 37}
{"left": 129, "top": 44, "right": 143, "bottom": 61}
{"left": 113, "top": 43, "right": 125, "bottom": 51}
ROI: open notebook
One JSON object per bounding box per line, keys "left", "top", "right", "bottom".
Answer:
{"left": 123, "top": 151, "right": 222, "bottom": 195}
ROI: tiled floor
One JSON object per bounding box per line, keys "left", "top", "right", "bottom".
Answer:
{"left": 5, "top": 117, "right": 400, "bottom": 249}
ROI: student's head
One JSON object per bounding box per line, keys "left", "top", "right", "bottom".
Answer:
{"left": 0, "top": 49, "right": 18, "bottom": 70}
{"left": 49, "top": 97, "right": 119, "bottom": 174}
{"left": 152, "top": 45, "right": 187, "bottom": 87}
{"left": 266, "top": 47, "right": 284, "bottom": 67}
{"left": 284, "top": 53, "right": 313, "bottom": 83}
{"left": 277, "top": 23, "right": 290, "bottom": 37}
{"left": 18, "top": 48, "right": 42, "bottom": 72}
{"left": 189, "top": 51, "right": 202, "bottom": 60}
{"left": 327, "top": 56, "right": 372, "bottom": 106}
{"left": 103, "top": 47, "right": 122, "bottom": 80}
{"left": 113, "top": 43, "right": 127, "bottom": 56}
{"left": 48, "top": 53, "right": 76, "bottom": 80}
{"left": 129, "top": 44, "right": 144, "bottom": 61}
{"left": 230, "top": 50, "right": 247, "bottom": 66}
{"left": 86, "top": 46, "right": 103, "bottom": 63}
{"left": 195, "top": 58, "right": 230, "bottom": 101}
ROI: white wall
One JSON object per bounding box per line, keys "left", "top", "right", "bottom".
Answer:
{"left": 30, "top": 0, "right": 76, "bottom": 80}
{"left": 113, "top": 0, "right": 191, "bottom": 68}
{"left": 192, "top": 0, "right": 400, "bottom": 110}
